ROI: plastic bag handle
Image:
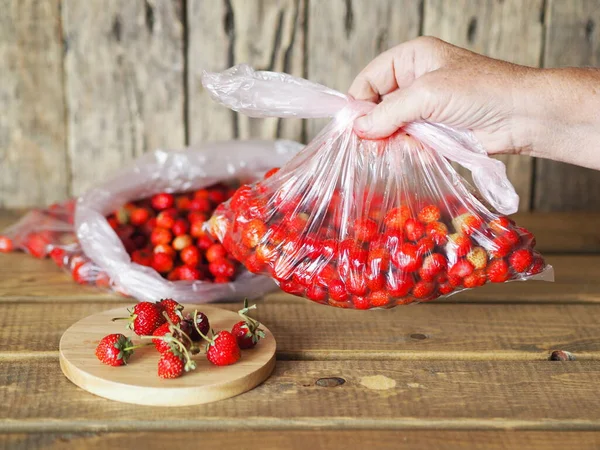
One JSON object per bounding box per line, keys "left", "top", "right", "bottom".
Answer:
{"left": 202, "top": 64, "right": 519, "bottom": 214}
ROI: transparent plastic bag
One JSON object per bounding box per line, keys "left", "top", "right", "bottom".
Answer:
{"left": 2, "top": 140, "right": 304, "bottom": 303}
{"left": 204, "top": 65, "right": 554, "bottom": 309}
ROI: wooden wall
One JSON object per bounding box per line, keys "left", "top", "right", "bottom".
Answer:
{"left": 1, "top": 0, "right": 599, "bottom": 211}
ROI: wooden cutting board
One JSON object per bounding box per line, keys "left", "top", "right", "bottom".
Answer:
{"left": 59, "top": 304, "right": 276, "bottom": 406}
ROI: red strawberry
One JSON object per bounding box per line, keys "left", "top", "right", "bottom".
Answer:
{"left": 418, "top": 205, "right": 441, "bottom": 223}
{"left": 449, "top": 259, "right": 475, "bottom": 278}
{"left": 159, "top": 299, "right": 184, "bottom": 324}
{"left": 509, "top": 249, "right": 533, "bottom": 273}
{"left": 49, "top": 247, "right": 67, "bottom": 266}
{"left": 404, "top": 218, "right": 425, "bottom": 242}
{"left": 130, "top": 208, "right": 151, "bottom": 226}
{"left": 328, "top": 279, "right": 349, "bottom": 301}
{"left": 157, "top": 351, "right": 185, "bottom": 379}
{"left": 131, "top": 249, "right": 153, "bottom": 267}
{"left": 241, "top": 219, "right": 267, "bottom": 248}
{"left": 463, "top": 269, "right": 487, "bottom": 288}
{"left": 391, "top": 243, "right": 421, "bottom": 272}
{"left": 180, "top": 245, "right": 200, "bottom": 266}
{"left": 255, "top": 243, "right": 277, "bottom": 264}
{"left": 416, "top": 236, "right": 435, "bottom": 256}
{"left": 488, "top": 216, "right": 511, "bottom": 234}
{"left": 386, "top": 272, "right": 415, "bottom": 297}
{"left": 151, "top": 193, "right": 175, "bottom": 211}
{"left": 175, "top": 195, "right": 192, "bottom": 211}
{"left": 354, "top": 218, "right": 378, "bottom": 242}
{"left": 279, "top": 279, "right": 305, "bottom": 295}
{"left": 352, "top": 295, "right": 371, "bottom": 310}
{"left": 153, "top": 243, "right": 176, "bottom": 258}
{"left": 368, "top": 290, "right": 390, "bottom": 308}
{"left": 245, "top": 253, "right": 265, "bottom": 274}
{"left": 113, "top": 302, "right": 166, "bottom": 336}
{"left": 368, "top": 247, "right": 390, "bottom": 272}
{"left": 516, "top": 226, "right": 536, "bottom": 247}
{"left": 486, "top": 259, "right": 510, "bottom": 283}
{"left": 413, "top": 280, "right": 436, "bottom": 299}
{"left": 466, "top": 246, "right": 488, "bottom": 270}
{"left": 447, "top": 233, "right": 472, "bottom": 258}
{"left": 264, "top": 167, "right": 280, "bottom": 179}
{"left": 438, "top": 281, "right": 455, "bottom": 295}
{"left": 156, "top": 210, "right": 177, "bottom": 229}
{"left": 206, "top": 331, "right": 241, "bottom": 366}
{"left": 206, "top": 243, "right": 227, "bottom": 262}
{"left": 230, "top": 185, "right": 253, "bottom": 210}
{"left": 95, "top": 333, "right": 135, "bottom": 367}
{"left": 231, "top": 301, "right": 266, "bottom": 349}
{"left": 152, "top": 322, "right": 176, "bottom": 354}
{"left": 529, "top": 253, "right": 545, "bottom": 275}
{"left": 419, "top": 253, "right": 447, "bottom": 281}
{"left": 194, "top": 188, "right": 210, "bottom": 200}
{"left": 208, "top": 188, "right": 228, "bottom": 205}
{"left": 150, "top": 227, "right": 172, "bottom": 246}
{"left": 179, "top": 264, "right": 203, "bottom": 280}
{"left": 190, "top": 197, "right": 211, "bottom": 213}
{"left": 426, "top": 221, "right": 449, "bottom": 246}
{"left": 384, "top": 206, "right": 410, "bottom": 230}
{"left": 25, "top": 233, "right": 50, "bottom": 258}
{"left": 172, "top": 218, "right": 190, "bottom": 236}
{"left": 209, "top": 258, "right": 236, "bottom": 278}
{"left": 152, "top": 252, "right": 174, "bottom": 274}
{"left": 366, "top": 267, "right": 385, "bottom": 291}
{"left": 305, "top": 284, "right": 327, "bottom": 302}
{"left": 452, "top": 213, "right": 483, "bottom": 235}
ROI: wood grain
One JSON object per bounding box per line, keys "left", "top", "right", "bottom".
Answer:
{"left": 5, "top": 300, "right": 600, "bottom": 361}
{"left": 306, "top": 0, "right": 421, "bottom": 138}
{"left": 4, "top": 430, "right": 600, "bottom": 450}
{"left": 4, "top": 359, "right": 600, "bottom": 430}
{"left": 423, "top": 0, "right": 545, "bottom": 211}
{"left": 534, "top": 0, "right": 600, "bottom": 211}
{"left": 63, "top": 0, "right": 185, "bottom": 196}
{"left": 0, "top": 0, "right": 68, "bottom": 207}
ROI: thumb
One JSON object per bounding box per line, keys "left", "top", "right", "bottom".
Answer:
{"left": 353, "top": 83, "right": 434, "bottom": 139}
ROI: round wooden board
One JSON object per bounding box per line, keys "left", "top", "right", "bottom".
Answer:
{"left": 59, "top": 304, "right": 276, "bottom": 406}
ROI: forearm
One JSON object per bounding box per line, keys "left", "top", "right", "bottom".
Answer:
{"left": 519, "top": 67, "right": 600, "bottom": 169}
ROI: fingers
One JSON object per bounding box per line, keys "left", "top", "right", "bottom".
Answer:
{"left": 353, "top": 82, "right": 434, "bottom": 139}
{"left": 348, "top": 36, "right": 447, "bottom": 103}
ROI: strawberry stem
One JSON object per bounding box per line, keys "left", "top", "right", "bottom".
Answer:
{"left": 122, "top": 342, "right": 153, "bottom": 352}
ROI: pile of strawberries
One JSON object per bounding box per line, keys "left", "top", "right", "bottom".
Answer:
{"left": 209, "top": 168, "right": 546, "bottom": 309}
{"left": 96, "top": 298, "right": 265, "bottom": 379}
{"left": 104, "top": 183, "right": 241, "bottom": 283}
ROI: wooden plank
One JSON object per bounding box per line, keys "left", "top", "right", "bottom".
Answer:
{"left": 232, "top": 0, "right": 305, "bottom": 142}
{"left": 5, "top": 300, "right": 600, "bottom": 361}
{"left": 423, "top": 0, "right": 545, "bottom": 211}
{"left": 0, "top": 253, "right": 597, "bottom": 303}
{"left": 0, "top": 0, "right": 68, "bottom": 207}
{"left": 63, "top": 0, "right": 185, "bottom": 196}
{"left": 4, "top": 430, "right": 600, "bottom": 450}
{"left": 535, "top": 0, "right": 600, "bottom": 211}
{"left": 3, "top": 359, "right": 600, "bottom": 430}
{"left": 306, "top": 0, "right": 421, "bottom": 138}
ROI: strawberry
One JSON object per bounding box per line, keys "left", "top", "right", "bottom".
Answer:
{"left": 452, "top": 213, "right": 483, "bottom": 235}
{"left": 150, "top": 227, "right": 172, "bottom": 246}
{"left": 264, "top": 167, "right": 280, "bottom": 179}
{"left": 466, "top": 246, "right": 488, "bottom": 270}
{"left": 180, "top": 245, "right": 200, "bottom": 266}
{"left": 366, "top": 267, "right": 385, "bottom": 291}
{"left": 328, "top": 279, "right": 349, "bottom": 301}
{"left": 245, "top": 253, "right": 265, "bottom": 274}
{"left": 181, "top": 311, "right": 210, "bottom": 342}
{"left": 206, "top": 331, "right": 241, "bottom": 366}
{"left": 196, "top": 234, "right": 214, "bottom": 251}
{"left": 447, "top": 233, "right": 472, "bottom": 258}
{"left": 368, "top": 290, "right": 390, "bottom": 307}
{"left": 130, "top": 208, "right": 151, "bottom": 226}
{"left": 354, "top": 218, "right": 378, "bottom": 242}
{"left": 190, "top": 197, "right": 212, "bottom": 213}
{"left": 194, "top": 189, "right": 210, "bottom": 200}
{"left": 419, "top": 253, "right": 447, "bottom": 281}
{"left": 509, "top": 249, "right": 533, "bottom": 273}
{"left": 156, "top": 210, "right": 177, "bottom": 229}
{"left": 209, "top": 258, "right": 236, "bottom": 278}
{"left": 157, "top": 352, "right": 185, "bottom": 379}
{"left": 486, "top": 259, "right": 510, "bottom": 283}
{"left": 418, "top": 205, "right": 441, "bottom": 223}
{"left": 490, "top": 230, "right": 519, "bottom": 258}
{"left": 206, "top": 243, "right": 227, "bottom": 262}
{"left": 179, "top": 264, "right": 203, "bottom": 280}
{"left": 153, "top": 243, "right": 176, "bottom": 258}
{"left": 95, "top": 333, "right": 135, "bottom": 367}
{"left": 463, "top": 269, "right": 487, "bottom": 288}
{"left": 172, "top": 234, "right": 193, "bottom": 251}
{"left": 416, "top": 236, "right": 435, "bottom": 256}
{"left": 449, "top": 259, "right": 475, "bottom": 278}
{"left": 368, "top": 247, "right": 390, "bottom": 272}
{"left": 231, "top": 300, "right": 266, "bottom": 349}
{"left": 113, "top": 302, "right": 165, "bottom": 336}
{"left": 152, "top": 252, "right": 174, "bottom": 274}
{"left": 488, "top": 216, "right": 511, "bottom": 234}
{"left": 25, "top": 233, "right": 50, "bottom": 258}
{"left": 241, "top": 219, "right": 267, "bottom": 248}
{"left": 352, "top": 295, "right": 371, "bottom": 310}
{"left": 529, "top": 253, "right": 545, "bottom": 275}
{"left": 131, "top": 249, "right": 153, "bottom": 267}
{"left": 404, "top": 218, "right": 425, "bottom": 241}
{"left": 279, "top": 279, "right": 305, "bottom": 295}
{"left": 413, "top": 280, "right": 436, "bottom": 299}
{"left": 172, "top": 218, "right": 190, "bottom": 236}
{"left": 159, "top": 299, "right": 184, "bottom": 324}
{"left": 438, "top": 281, "right": 455, "bottom": 295}
{"left": 426, "top": 221, "right": 448, "bottom": 246}
{"left": 49, "top": 247, "right": 67, "bottom": 266}
{"left": 151, "top": 193, "right": 175, "bottom": 211}
{"left": 384, "top": 206, "right": 411, "bottom": 230}
{"left": 386, "top": 272, "right": 414, "bottom": 297}
{"left": 391, "top": 243, "right": 421, "bottom": 272}
{"left": 152, "top": 322, "right": 176, "bottom": 354}
{"left": 516, "top": 226, "right": 536, "bottom": 247}
{"left": 175, "top": 195, "right": 192, "bottom": 211}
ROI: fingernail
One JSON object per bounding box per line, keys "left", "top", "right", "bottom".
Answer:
{"left": 354, "top": 115, "right": 372, "bottom": 133}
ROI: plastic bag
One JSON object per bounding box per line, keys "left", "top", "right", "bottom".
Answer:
{"left": 204, "top": 65, "right": 554, "bottom": 309}
{"left": 2, "top": 140, "right": 304, "bottom": 303}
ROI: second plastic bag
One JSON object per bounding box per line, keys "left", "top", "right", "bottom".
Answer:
{"left": 204, "top": 65, "right": 553, "bottom": 309}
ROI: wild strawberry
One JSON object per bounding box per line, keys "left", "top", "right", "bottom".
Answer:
{"left": 179, "top": 265, "right": 203, "bottom": 280}
{"left": 241, "top": 219, "right": 267, "bottom": 248}
{"left": 490, "top": 230, "right": 519, "bottom": 258}
{"left": 206, "top": 331, "right": 241, "bottom": 366}
{"left": 209, "top": 258, "right": 236, "bottom": 278}
{"left": 129, "top": 208, "right": 151, "bottom": 226}
{"left": 463, "top": 269, "right": 487, "bottom": 288}
{"left": 466, "top": 246, "right": 488, "bottom": 270}
{"left": 171, "top": 218, "right": 189, "bottom": 237}
{"left": 156, "top": 211, "right": 176, "bottom": 229}
{"left": 352, "top": 295, "right": 371, "bottom": 310}
{"left": 404, "top": 218, "right": 425, "bottom": 241}
{"left": 366, "top": 267, "right": 385, "bottom": 291}
{"left": 95, "top": 333, "right": 135, "bottom": 367}
{"left": 447, "top": 233, "right": 472, "bottom": 258}
{"left": 328, "top": 279, "right": 349, "bottom": 301}
{"left": 419, "top": 253, "right": 447, "bottom": 281}
{"left": 113, "top": 302, "right": 165, "bottom": 336}
{"left": 190, "top": 197, "right": 211, "bottom": 213}
{"left": 449, "top": 259, "right": 475, "bottom": 278}
{"left": 158, "top": 299, "right": 184, "bottom": 324}
{"left": 509, "top": 248, "right": 533, "bottom": 273}
{"left": 179, "top": 245, "right": 199, "bottom": 267}
{"left": 448, "top": 273, "right": 464, "bottom": 288}
{"left": 413, "top": 280, "right": 436, "bottom": 299}
{"left": 175, "top": 195, "right": 192, "bottom": 211}
{"left": 131, "top": 249, "right": 153, "bottom": 266}
{"left": 151, "top": 193, "right": 175, "bottom": 211}
{"left": 452, "top": 213, "right": 483, "bottom": 235}
{"left": 196, "top": 234, "right": 214, "bottom": 251}
{"left": 152, "top": 252, "right": 174, "bottom": 274}
{"left": 206, "top": 243, "right": 227, "bottom": 262}
{"left": 529, "top": 253, "right": 545, "bottom": 275}
{"left": 426, "top": 221, "right": 449, "bottom": 246}
{"left": 384, "top": 206, "right": 410, "bottom": 230}
{"left": 279, "top": 279, "right": 305, "bottom": 295}
{"left": 172, "top": 234, "right": 193, "bottom": 251}
{"left": 438, "top": 282, "right": 455, "bottom": 295}
{"left": 354, "top": 218, "right": 378, "bottom": 242}
{"left": 368, "top": 290, "right": 390, "bottom": 307}
{"left": 391, "top": 243, "right": 421, "bottom": 272}
{"left": 418, "top": 205, "right": 441, "bottom": 223}
{"left": 150, "top": 227, "right": 172, "bottom": 246}
{"left": 486, "top": 259, "right": 510, "bottom": 283}
{"left": 368, "top": 247, "right": 390, "bottom": 272}
{"left": 153, "top": 243, "right": 176, "bottom": 258}
{"left": 488, "top": 216, "right": 511, "bottom": 234}
{"left": 502, "top": 229, "right": 520, "bottom": 246}
{"left": 231, "top": 300, "right": 266, "bottom": 349}
{"left": 264, "top": 167, "right": 279, "bottom": 179}
{"left": 181, "top": 311, "right": 210, "bottom": 342}
{"left": 386, "top": 272, "right": 415, "bottom": 297}
{"left": 188, "top": 211, "right": 208, "bottom": 225}
{"left": 157, "top": 351, "right": 185, "bottom": 379}
{"left": 416, "top": 236, "right": 435, "bottom": 256}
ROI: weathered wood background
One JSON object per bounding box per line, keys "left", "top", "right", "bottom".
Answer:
{"left": 1, "top": 0, "right": 599, "bottom": 211}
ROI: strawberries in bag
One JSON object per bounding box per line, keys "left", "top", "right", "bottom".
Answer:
{"left": 203, "top": 65, "right": 553, "bottom": 309}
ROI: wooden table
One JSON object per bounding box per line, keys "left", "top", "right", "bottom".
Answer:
{"left": 2, "top": 210, "right": 600, "bottom": 449}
